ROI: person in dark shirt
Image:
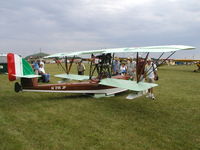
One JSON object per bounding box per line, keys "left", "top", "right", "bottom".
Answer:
{"left": 137, "top": 58, "right": 145, "bottom": 81}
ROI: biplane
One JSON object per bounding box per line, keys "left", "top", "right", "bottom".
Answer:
{"left": 7, "top": 45, "right": 195, "bottom": 98}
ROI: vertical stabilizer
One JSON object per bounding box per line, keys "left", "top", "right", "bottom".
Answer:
{"left": 7, "top": 53, "right": 35, "bottom": 81}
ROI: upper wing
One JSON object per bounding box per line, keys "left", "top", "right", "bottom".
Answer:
{"left": 54, "top": 74, "right": 90, "bottom": 80}
{"left": 45, "top": 45, "right": 195, "bottom": 58}
{"left": 45, "top": 49, "right": 106, "bottom": 58}
{"left": 103, "top": 45, "right": 195, "bottom": 53}
{"left": 99, "top": 78, "right": 158, "bottom": 91}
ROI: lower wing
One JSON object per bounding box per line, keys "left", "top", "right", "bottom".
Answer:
{"left": 99, "top": 78, "right": 158, "bottom": 91}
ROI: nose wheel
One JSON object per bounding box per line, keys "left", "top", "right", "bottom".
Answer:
{"left": 15, "top": 82, "right": 22, "bottom": 92}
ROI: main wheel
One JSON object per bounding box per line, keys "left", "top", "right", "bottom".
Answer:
{"left": 14, "top": 82, "right": 22, "bottom": 93}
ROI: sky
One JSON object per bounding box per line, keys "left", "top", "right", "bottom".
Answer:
{"left": 0, "top": 0, "right": 200, "bottom": 58}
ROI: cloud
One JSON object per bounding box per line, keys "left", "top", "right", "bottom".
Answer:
{"left": 0, "top": 0, "right": 199, "bottom": 58}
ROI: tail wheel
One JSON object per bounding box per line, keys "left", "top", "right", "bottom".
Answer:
{"left": 14, "top": 82, "right": 22, "bottom": 93}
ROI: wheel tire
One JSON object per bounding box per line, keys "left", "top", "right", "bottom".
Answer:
{"left": 15, "top": 82, "right": 22, "bottom": 93}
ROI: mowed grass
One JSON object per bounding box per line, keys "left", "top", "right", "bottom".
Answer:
{"left": 0, "top": 64, "right": 200, "bottom": 150}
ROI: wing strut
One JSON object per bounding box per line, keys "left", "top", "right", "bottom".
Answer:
{"left": 55, "top": 58, "right": 68, "bottom": 74}
{"left": 146, "top": 51, "right": 176, "bottom": 77}
{"left": 89, "top": 54, "right": 99, "bottom": 80}
{"left": 64, "top": 55, "right": 75, "bottom": 74}
{"left": 68, "top": 55, "right": 75, "bottom": 73}
{"left": 65, "top": 56, "right": 69, "bottom": 74}
{"left": 89, "top": 54, "right": 93, "bottom": 79}
{"left": 136, "top": 52, "right": 139, "bottom": 82}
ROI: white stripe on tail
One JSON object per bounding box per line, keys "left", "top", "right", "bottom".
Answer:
{"left": 14, "top": 54, "right": 23, "bottom": 77}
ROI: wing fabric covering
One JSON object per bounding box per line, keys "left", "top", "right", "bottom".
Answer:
{"left": 104, "top": 45, "right": 195, "bottom": 53}
{"left": 54, "top": 74, "right": 90, "bottom": 80}
{"left": 99, "top": 78, "right": 158, "bottom": 91}
{"left": 45, "top": 45, "right": 195, "bottom": 58}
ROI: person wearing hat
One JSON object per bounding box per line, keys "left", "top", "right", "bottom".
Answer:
{"left": 77, "top": 61, "right": 86, "bottom": 75}
{"left": 144, "top": 58, "right": 157, "bottom": 100}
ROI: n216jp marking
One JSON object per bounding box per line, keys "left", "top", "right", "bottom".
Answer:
{"left": 51, "top": 86, "right": 66, "bottom": 90}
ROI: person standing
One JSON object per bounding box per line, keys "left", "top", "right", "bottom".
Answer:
{"left": 77, "top": 61, "right": 86, "bottom": 75}
{"left": 127, "top": 58, "right": 136, "bottom": 80}
{"left": 32, "top": 60, "right": 39, "bottom": 75}
{"left": 112, "top": 58, "right": 120, "bottom": 75}
{"left": 145, "top": 58, "right": 157, "bottom": 100}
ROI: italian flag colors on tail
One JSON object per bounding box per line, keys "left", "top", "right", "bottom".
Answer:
{"left": 7, "top": 53, "right": 35, "bottom": 81}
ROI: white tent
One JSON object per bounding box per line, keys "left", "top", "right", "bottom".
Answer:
{"left": 0, "top": 54, "right": 7, "bottom": 63}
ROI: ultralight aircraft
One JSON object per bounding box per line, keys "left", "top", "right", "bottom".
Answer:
{"left": 7, "top": 45, "right": 195, "bottom": 99}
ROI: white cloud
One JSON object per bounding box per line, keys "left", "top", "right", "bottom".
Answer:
{"left": 0, "top": 0, "right": 199, "bottom": 58}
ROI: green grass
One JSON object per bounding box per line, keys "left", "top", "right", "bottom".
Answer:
{"left": 0, "top": 64, "right": 200, "bottom": 150}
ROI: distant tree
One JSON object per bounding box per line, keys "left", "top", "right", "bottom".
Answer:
{"left": 25, "top": 52, "right": 49, "bottom": 60}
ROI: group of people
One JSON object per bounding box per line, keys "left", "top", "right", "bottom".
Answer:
{"left": 112, "top": 57, "right": 158, "bottom": 100}
{"left": 112, "top": 58, "right": 136, "bottom": 76}
{"left": 31, "top": 57, "right": 158, "bottom": 99}
{"left": 32, "top": 60, "right": 50, "bottom": 83}
{"left": 76, "top": 57, "right": 158, "bottom": 99}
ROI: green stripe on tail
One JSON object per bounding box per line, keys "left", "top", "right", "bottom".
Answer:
{"left": 22, "top": 58, "right": 35, "bottom": 75}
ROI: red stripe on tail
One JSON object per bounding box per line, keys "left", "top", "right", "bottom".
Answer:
{"left": 7, "top": 53, "right": 16, "bottom": 81}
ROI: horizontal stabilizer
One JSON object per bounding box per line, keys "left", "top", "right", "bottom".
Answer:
{"left": 100, "top": 78, "right": 158, "bottom": 91}
{"left": 54, "top": 74, "right": 90, "bottom": 80}
{"left": 14, "top": 74, "right": 41, "bottom": 78}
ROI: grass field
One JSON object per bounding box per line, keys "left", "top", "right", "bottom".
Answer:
{"left": 0, "top": 64, "right": 200, "bottom": 150}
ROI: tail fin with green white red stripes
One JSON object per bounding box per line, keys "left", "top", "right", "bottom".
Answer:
{"left": 7, "top": 53, "right": 40, "bottom": 81}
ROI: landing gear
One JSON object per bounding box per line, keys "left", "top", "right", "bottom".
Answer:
{"left": 14, "top": 82, "right": 22, "bottom": 92}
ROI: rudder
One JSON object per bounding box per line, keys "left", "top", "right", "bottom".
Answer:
{"left": 7, "top": 53, "right": 35, "bottom": 81}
